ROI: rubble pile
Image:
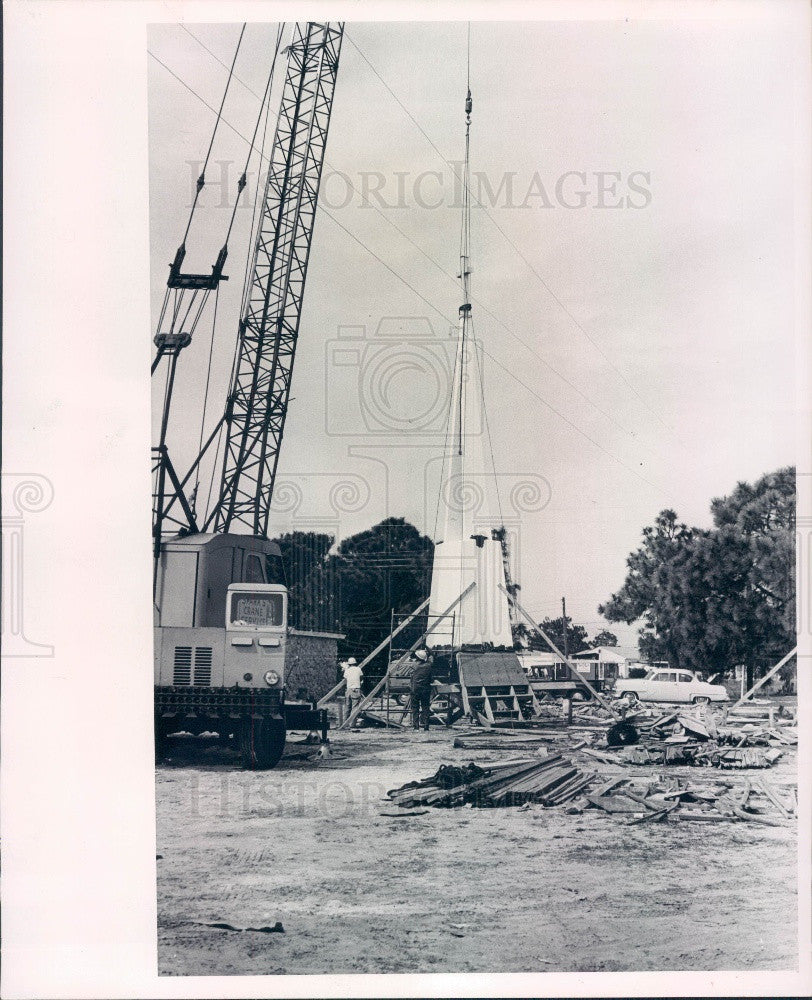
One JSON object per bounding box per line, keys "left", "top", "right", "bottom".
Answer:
{"left": 386, "top": 697, "right": 796, "bottom": 826}
{"left": 616, "top": 744, "right": 784, "bottom": 769}
{"left": 577, "top": 699, "right": 797, "bottom": 770}
{"left": 582, "top": 774, "right": 796, "bottom": 825}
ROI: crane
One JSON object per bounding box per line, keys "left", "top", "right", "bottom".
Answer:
{"left": 152, "top": 22, "right": 344, "bottom": 769}
{"left": 209, "top": 21, "right": 343, "bottom": 536}
{"left": 152, "top": 21, "right": 343, "bottom": 548}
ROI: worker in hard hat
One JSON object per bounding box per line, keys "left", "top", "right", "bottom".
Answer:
{"left": 342, "top": 656, "right": 363, "bottom": 729}
{"left": 410, "top": 647, "right": 435, "bottom": 731}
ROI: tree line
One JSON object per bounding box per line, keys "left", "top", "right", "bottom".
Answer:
{"left": 599, "top": 467, "right": 794, "bottom": 686}
{"left": 271, "top": 467, "right": 795, "bottom": 682}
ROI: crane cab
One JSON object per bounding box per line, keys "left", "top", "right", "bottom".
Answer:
{"left": 154, "top": 532, "right": 288, "bottom": 692}
{"left": 154, "top": 532, "right": 285, "bottom": 629}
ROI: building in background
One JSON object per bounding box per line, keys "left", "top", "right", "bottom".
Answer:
{"left": 571, "top": 645, "right": 644, "bottom": 679}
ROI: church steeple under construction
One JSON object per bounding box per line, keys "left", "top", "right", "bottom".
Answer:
{"left": 426, "top": 66, "right": 514, "bottom": 650}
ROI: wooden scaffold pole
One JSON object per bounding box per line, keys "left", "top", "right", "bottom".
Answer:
{"left": 316, "top": 597, "right": 431, "bottom": 709}
{"left": 499, "top": 585, "right": 620, "bottom": 717}
{"left": 339, "top": 582, "right": 476, "bottom": 730}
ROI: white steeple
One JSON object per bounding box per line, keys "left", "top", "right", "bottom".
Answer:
{"left": 426, "top": 79, "right": 513, "bottom": 650}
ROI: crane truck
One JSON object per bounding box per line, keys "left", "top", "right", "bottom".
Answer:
{"left": 152, "top": 22, "right": 344, "bottom": 768}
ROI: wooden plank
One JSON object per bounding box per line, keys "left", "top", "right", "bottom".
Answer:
{"left": 544, "top": 774, "right": 595, "bottom": 805}
{"left": 728, "top": 647, "right": 796, "bottom": 711}
{"left": 731, "top": 805, "right": 784, "bottom": 826}
{"left": 317, "top": 597, "right": 430, "bottom": 707}
{"left": 624, "top": 790, "right": 668, "bottom": 812}
{"left": 499, "top": 587, "right": 618, "bottom": 716}
{"left": 586, "top": 794, "right": 641, "bottom": 814}
{"left": 581, "top": 747, "right": 619, "bottom": 764}
{"left": 379, "top": 810, "right": 430, "bottom": 818}
{"left": 754, "top": 779, "right": 792, "bottom": 818}
{"left": 339, "top": 584, "right": 475, "bottom": 729}
{"left": 591, "top": 777, "right": 628, "bottom": 798}
{"left": 671, "top": 810, "right": 728, "bottom": 823}
{"left": 629, "top": 802, "right": 679, "bottom": 825}
{"left": 359, "top": 710, "right": 406, "bottom": 730}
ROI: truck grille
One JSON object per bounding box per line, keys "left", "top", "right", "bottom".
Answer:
{"left": 173, "top": 646, "right": 192, "bottom": 685}
{"left": 194, "top": 646, "right": 213, "bottom": 686}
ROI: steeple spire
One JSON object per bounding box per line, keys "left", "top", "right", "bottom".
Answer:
{"left": 426, "top": 28, "right": 513, "bottom": 650}
{"left": 456, "top": 67, "right": 472, "bottom": 456}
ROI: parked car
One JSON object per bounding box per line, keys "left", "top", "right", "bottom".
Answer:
{"left": 614, "top": 667, "right": 729, "bottom": 705}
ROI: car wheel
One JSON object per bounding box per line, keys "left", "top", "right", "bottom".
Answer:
{"left": 623, "top": 691, "right": 639, "bottom": 705}
{"left": 692, "top": 695, "right": 710, "bottom": 705}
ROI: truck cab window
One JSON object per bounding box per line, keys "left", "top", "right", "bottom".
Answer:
{"left": 244, "top": 553, "right": 266, "bottom": 583}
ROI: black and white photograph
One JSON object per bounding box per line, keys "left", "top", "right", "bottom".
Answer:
{"left": 2, "top": 1, "right": 811, "bottom": 997}
{"left": 147, "top": 11, "right": 803, "bottom": 977}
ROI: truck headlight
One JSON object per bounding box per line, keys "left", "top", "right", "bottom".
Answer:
{"left": 264, "top": 670, "right": 280, "bottom": 686}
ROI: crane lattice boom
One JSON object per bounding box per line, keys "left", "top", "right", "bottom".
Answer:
{"left": 207, "top": 21, "right": 343, "bottom": 536}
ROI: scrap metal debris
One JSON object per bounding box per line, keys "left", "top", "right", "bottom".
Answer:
{"left": 387, "top": 756, "right": 596, "bottom": 809}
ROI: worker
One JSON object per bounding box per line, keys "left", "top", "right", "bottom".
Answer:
{"left": 410, "top": 647, "right": 434, "bottom": 731}
{"left": 342, "top": 656, "right": 363, "bottom": 729}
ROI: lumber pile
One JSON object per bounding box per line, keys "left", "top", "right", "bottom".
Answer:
{"left": 584, "top": 775, "right": 796, "bottom": 825}
{"left": 387, "top": 756, "right": 596, "bottom": 809}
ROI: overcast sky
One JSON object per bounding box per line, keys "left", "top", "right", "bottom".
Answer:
{"left": 148, "top": 15, "right": 797, "bottom": 646}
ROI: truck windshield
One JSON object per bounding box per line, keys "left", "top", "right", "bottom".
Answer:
{"left": 229, "top": 591, "right": 284, "bottom": 628}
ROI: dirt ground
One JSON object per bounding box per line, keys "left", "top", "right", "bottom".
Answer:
{"left": 155, "top": 724, "right": 798, "bottom": 976}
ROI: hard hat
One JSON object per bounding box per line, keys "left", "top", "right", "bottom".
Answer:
{"left": 347, "top": 657, "right": 357, "bottom": 666}
{"left": 414, "top": 649, "right": 428, "bottom": 661}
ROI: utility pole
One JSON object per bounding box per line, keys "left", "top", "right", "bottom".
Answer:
{"left": 562, "top": 596, "right": 569, "bottom": 660}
